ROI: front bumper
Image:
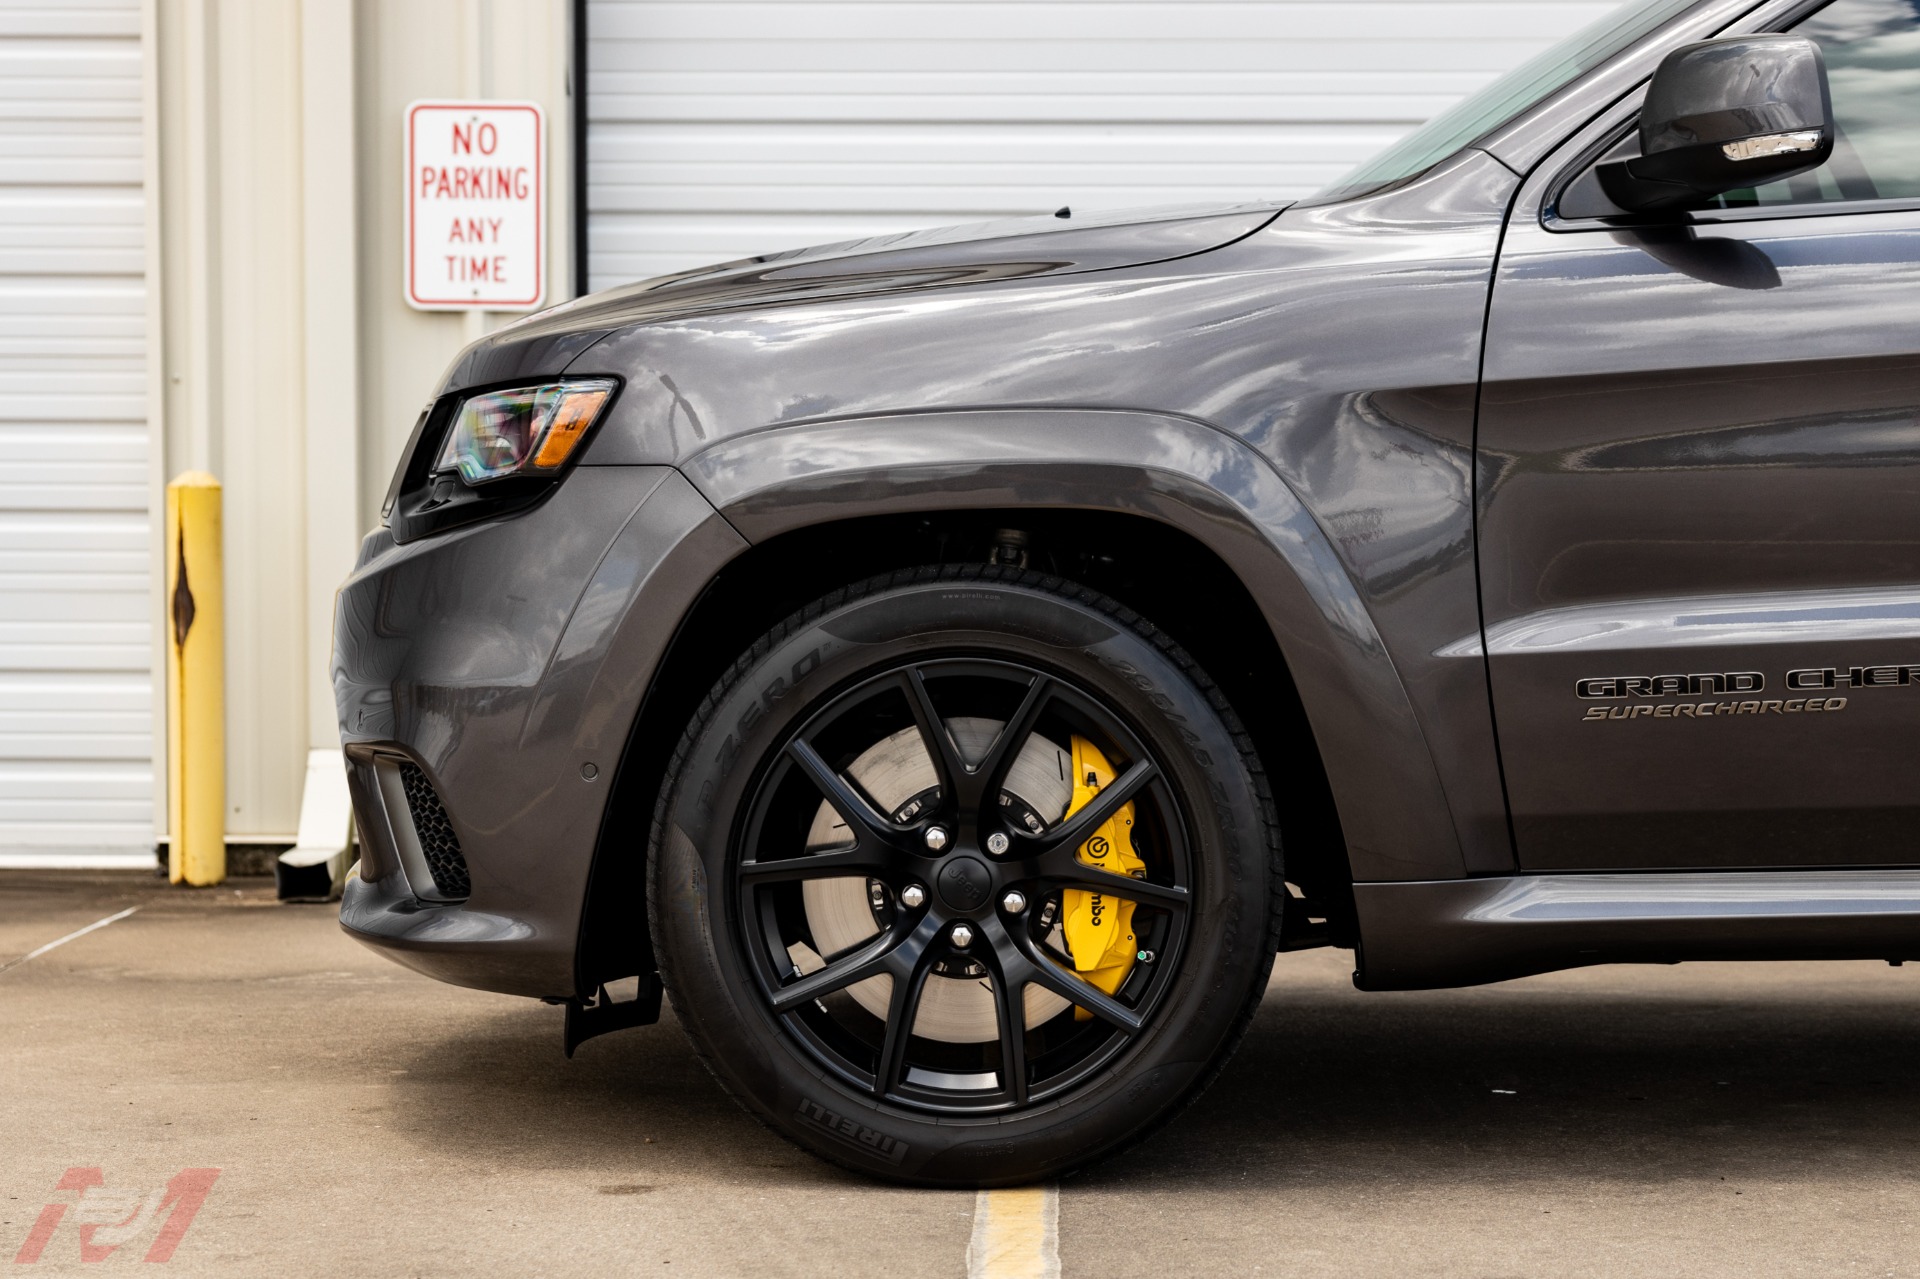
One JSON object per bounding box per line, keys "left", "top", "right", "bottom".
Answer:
{"left": 333, "top": 466, "right": 745, "bottom": 997}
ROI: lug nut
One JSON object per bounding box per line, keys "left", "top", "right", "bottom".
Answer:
{"left": 1001, "top": 890, "right": 1027, "bottom": 914}
{"left": 949, "top": 923, "right": 975, "bottom": 948}
{"left": 900, "top": 884, "right": 927, "bottom": 909}
{"left": 924, "top": 826, "right": 950, "bottom": 851}
{"left": 986, "top": 832, "right": 1010, "bottom": 855}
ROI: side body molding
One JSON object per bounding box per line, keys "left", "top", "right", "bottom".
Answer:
{"left": 682, "top": 407, "right": 1469, "bottom": 884}
{"left": 1355, "top": 870, "right": 1920, "bottom": 989}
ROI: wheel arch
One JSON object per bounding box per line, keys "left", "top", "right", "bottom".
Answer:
{"left": 576, "top": 408, "right": 1466, "bottom": 992}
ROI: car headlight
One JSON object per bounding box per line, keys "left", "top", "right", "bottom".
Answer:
{"left": 434, "top": 379, "right": 617, "bottom": 485}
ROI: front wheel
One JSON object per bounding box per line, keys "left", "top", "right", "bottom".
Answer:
{"left": 649, "top": 565, "right": 1278, "bottom": 1185}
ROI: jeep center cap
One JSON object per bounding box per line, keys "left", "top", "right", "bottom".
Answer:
{"left": 938, "top": 856, "right": 992, "bottom": 911}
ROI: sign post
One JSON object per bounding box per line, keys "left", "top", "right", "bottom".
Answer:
{"left": 403, "top": 100, "right": 545, "bottom": 311}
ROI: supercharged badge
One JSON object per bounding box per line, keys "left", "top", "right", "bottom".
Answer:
{"left": 1582, "top": 696, "right": 1847, "bottom": 721}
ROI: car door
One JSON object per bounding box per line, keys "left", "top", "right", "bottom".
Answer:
{"left": 1478, "top": 0, "right": 1920, "bottom": 871}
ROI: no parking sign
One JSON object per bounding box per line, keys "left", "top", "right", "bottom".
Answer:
{"left": 404, "top": 100, "right": 545, "bottom": 311}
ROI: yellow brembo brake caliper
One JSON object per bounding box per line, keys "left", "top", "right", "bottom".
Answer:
{"left": 1059, "top": 736, "right": 1145, "bottom": 1019}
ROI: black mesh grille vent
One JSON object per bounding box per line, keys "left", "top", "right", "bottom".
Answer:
{"left": 398, "top": 762, "right": 471, "bottom": 898}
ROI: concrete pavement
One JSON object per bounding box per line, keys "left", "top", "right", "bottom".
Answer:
{"left": 4, "top": 870, "right": 1920, "bottom": 1276}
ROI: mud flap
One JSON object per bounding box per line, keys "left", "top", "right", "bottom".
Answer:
{"left": 563, "top": 974, "right": 664, "bottom": 1057}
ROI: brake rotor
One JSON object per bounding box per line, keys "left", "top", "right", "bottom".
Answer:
{"left": 792, "top": 717, "right": 1073, "bottom": 1043}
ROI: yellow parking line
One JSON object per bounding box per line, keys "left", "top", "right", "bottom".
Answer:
{"left": 967, "top": 1183, "right": 1059, "bottom": 1279}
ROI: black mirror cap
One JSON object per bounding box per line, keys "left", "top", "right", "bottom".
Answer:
{"left": 1599, "top": 35, "right": 1833, "bottom": 212}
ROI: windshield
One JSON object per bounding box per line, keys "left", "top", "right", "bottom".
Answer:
{"left": 1311, "top": 0, "right": 1705, "bottom": 201}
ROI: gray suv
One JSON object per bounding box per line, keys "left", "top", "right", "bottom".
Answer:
{"left": 334, "top": 0, "right": 1920, "bottom": 1185}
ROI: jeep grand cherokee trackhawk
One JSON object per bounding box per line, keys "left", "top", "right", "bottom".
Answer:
{"left": 334, "top": 0, "right": 1920, "bottom": 1185}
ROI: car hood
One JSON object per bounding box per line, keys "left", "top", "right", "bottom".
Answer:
{"left": 436, "top": 201, "right": 1287, "bottom": 394}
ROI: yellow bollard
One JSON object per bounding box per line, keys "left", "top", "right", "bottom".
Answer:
{"left": 165, "top": 472, "right": 225, "bottom": 886}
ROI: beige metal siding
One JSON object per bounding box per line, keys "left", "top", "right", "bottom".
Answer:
{"left": 585, "top": 0, "right": 1608, "bottom": 289}
{"left": 0, "top": 0, "right": 150, "bottom": 860}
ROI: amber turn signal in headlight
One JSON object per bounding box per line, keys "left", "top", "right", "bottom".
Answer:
{"left": 434, "top": 379, "right": 616, "bottom": 484}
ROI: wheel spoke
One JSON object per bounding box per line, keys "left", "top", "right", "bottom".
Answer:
{"left": 737, "top": 845, "right": 892, "bottom": 884}
{"left": 1040, "top": 859, "right": 1190, "bottom": 912}
{"left": 977, "top": 917, "right": 1031, "bottom": 1103}
{"left": 873, "top": 917, "right": 944, "bottom": 1096}
{"left": 769, "top": 927, "right": 902, "bottom": 1014}
{"left": 787, "top": 738, "right": 901, "bottom": 845}
{"left": 970, "top": 675, "right": 1052, "bottom": 803}
{"left": 1032, "top": 758, "right": 1156, "bottom": 853}
{"left": 903, "top": 668, "right": 1052, "bottom": 811}
{"left": 902, "top": 668, "right": 968, "bottom": 803}
{"left": 1008, "top": 941, "right": 1145, "bottom": 1034}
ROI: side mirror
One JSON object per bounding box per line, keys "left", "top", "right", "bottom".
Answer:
{"left": 1599, "top": 35, "right": 1833, "bottom": 212}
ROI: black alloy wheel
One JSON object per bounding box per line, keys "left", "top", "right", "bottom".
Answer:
{"left": 651, "top": 566, "right": 1279, "bottom": 1185}
{"left": 736, "top": 656, "right": 1194, "bottom": 1113}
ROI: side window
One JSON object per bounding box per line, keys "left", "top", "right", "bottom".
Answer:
{"left": 1715, "top": 0, "right": 1920, "bottom": 207}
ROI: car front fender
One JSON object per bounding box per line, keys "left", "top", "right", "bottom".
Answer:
{"left": 681, "top": 407, "right": 1470, "bottom": 884}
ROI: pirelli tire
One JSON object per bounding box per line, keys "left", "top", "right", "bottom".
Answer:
{"left": 648, "top": 564, "right": 1280, "bottom": 1186}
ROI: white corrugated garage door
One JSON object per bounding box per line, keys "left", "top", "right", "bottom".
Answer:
{"left": 585, "top": 0, "right": 1609, "bottom": 290}
{"left": 0, "top": 0, "right": 151, "bottom": 865}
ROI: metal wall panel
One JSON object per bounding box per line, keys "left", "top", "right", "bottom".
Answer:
{"left": 585, "top": 0, "right": 1607, "bottom": 288}
{"left": 0, "top": 0, "right": 151, "bottom": 859}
